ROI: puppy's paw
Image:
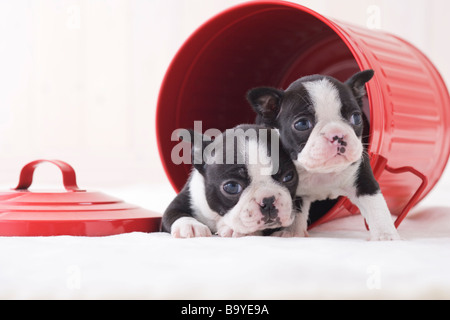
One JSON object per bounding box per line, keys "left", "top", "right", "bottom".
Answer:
{"left": 370, "top": 230, "right": 402, "bottom": 241}
{"left": 216, "top": 225, "right": 245, "bottom": 238}
{"left": 272, "top": 212, "right": 309, "bottom": 238}
{"left": 171, "top": 217, "right": 212, "bottom": 238}
{"left": 272, "top": 228, "right": 309, "bottom": 238}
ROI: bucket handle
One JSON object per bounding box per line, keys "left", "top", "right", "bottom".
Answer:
{"left": 367, "top": 155, "right": 428, "bottom": 229}
{"left": 14, "top": 159, "right": 85, "bottom": 192}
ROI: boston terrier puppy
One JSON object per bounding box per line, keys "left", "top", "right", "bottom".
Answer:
{"left": 247, "top": 70, "right": 401, "bottom": 241}
{"left": 162, "top": 124, "right": 308, "bottom": 238}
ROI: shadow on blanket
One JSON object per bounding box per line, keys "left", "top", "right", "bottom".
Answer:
{"left": 308, "top": 206, "right": 450, "bottom": 240}
{"left": 402, "top": 206, "right": 450, "bottom": 238}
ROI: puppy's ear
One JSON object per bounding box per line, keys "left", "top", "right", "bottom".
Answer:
{"left": 247, "top": 87, "right": 284, "bottom": 126}
{"left": 180, "top": 129, "right": 213, "bottom": 175}
{"left": 345, "top": 69, "right": 374, "bottom": 104}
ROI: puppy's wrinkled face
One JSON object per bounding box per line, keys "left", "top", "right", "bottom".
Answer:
{"left": 197, "top": 126, "right": 298, "bottom": 234}
{"left": 285, "top": 77, "right": 364, "bottom": 173}
{"left": 248, "top": 70, "right": 374, "bottom": 174}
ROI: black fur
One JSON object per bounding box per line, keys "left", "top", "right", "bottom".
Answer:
{"left": 161, "top": 181, "right": 194, "bottom": 233}
{"left": 355, "top": 152, "right": 380, "bottom": 197}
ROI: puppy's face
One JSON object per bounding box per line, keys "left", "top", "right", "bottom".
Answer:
{"left": 193, "top": 126, "right": 298, "bottom": 234}
{"left": 248, "top": 70, "right": 374, "bottom": 173}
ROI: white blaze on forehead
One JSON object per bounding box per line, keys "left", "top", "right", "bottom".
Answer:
{"left": 297, "top": 78, "right": 363, "bottom": 174}
{"left": 245, "top": 138, "right": 275, "bottom": 178}
{"left": 303, "top": 79, "right": 342, "bottom": 123}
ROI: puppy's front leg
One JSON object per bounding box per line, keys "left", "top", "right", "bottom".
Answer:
{"left": 162, "top": 186, "right": 212, "bottom": 238}
{"left": 350, "top": 192, "right": 400, "bottom": 241}
{"left": 350, "top": 156, "right": 400, "bottom": 241}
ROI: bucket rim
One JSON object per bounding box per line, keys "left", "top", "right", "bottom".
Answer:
{"left": 156, "top": 0, "right": 374, "bottom": 193}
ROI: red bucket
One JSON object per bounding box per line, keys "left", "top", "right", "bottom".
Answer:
{"left": 156, "top": 1, "right": 450, "bottom": 228}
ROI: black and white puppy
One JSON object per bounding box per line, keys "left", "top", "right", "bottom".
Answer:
{"left": 162, "top": 124, "right": 308, "bottom": 238}
{"left": 247, "top": 70, "right": 401, "bottom": 241}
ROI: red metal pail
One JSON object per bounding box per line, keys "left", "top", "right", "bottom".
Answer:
{"left": 156, "top": 1, "right": 450, "bottom": 228}
{"left": 0, "top": 160, "right": 161, "bottom": 236}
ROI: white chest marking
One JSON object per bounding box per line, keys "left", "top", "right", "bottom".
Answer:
{"left": 295, "top": 160, "right": 360, "bottom": 201}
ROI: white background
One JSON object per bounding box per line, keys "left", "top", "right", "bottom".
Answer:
{"left": 0, "top": 0, "right": 449, "bottom": 212}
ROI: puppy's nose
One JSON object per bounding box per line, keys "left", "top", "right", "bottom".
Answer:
{"left": 327, "top": 133, "right": 346, "bottom": 144}
{"left": 259, "top": 196, "right": 278, "bottom": 219}
{"left": 325, "top": 133, "right": 348, "bottom": 153}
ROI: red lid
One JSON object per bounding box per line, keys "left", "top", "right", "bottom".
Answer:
{"left": 0, "top": 160, "right": 162, "bottom": 236}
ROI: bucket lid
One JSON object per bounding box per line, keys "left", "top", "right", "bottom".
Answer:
{"left": 0, "top": 160, "right": 162, "bottom": 236}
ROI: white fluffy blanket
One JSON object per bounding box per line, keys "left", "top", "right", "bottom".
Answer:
{"left": 1, "top": 197, "right": 449, "bottom": 299}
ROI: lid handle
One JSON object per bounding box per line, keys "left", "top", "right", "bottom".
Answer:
{"left": 14, "top": 160, "right": 85, "bottom": 192}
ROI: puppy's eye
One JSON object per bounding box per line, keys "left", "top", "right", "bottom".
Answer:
{"left": 350, "top": 112, "right": 362, "bottom": 126}
{"left": 294, "top": 118, "right": 313, "bottom": 131}
{"left": 282, "top": 171, "right": 295, "bottom": 183}
{"left": 223, "top": 181, "right": 243, "bottom": 195}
